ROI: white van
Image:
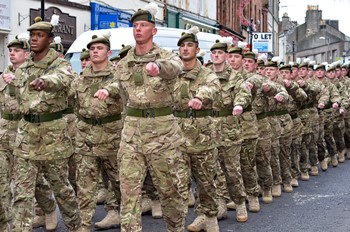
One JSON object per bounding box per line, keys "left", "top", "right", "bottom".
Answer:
{"left": 65, "top": 27, "right": 223, "bottom": 73}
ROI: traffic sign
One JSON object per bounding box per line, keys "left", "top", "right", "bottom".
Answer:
{"left": 252, "top": 33, "right": 273, "bottom": 53}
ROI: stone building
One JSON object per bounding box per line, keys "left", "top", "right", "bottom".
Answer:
{"left": 280, "top": 5, "right": 350, "bottom": 64}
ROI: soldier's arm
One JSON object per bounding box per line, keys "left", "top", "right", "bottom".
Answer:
{"left": 103, "top": 80, "right": 121, "bottom": 99}
{"left": 156, "top": 53, "right": 183, "bottom": 80}
{"left": 233, "top": 79, "right": 252, "bottom": 109}
{"left": 40, "top": 64, "right": 74, "bottom": 92}
{"left": 330, "top": 83, "right": 341, "bottom": 105}
{"left": 317, "top": 84, "right": 330, "bottom": 105}
{"left": 195, "top": 72, "right": 220, "bottom": 105}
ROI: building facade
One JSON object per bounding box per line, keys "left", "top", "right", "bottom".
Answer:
{"left": 280, "top": 5, "right": 350, "bottom": 64}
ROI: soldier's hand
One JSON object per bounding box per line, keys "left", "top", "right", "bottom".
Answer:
{"left": 283, "top": 79, "right": 291, "bottom": 87}
{"left": 232, "top": 105, "right": 243, "bottom": 116}
{"left": 339, "top": 108, "right": 345, "bottom": 115}
{"left": 2, "top": 73, "right": 15, "bottom": 84}
{"left": 188, "top": 98, "right": 202, "bottom": 110}
{"left": 94, "top": 89, "right": 109, "bottom": 100}
{"left": 318, "top": 103, "right": 325, "bottom": 109}
{"left": 332, "top": 102, "right": 339, "bottom": 109}
{"left": 30, "top": 78, "right": 45, "bottom": 91}
{"left": 262, "top": 83, "right": 270, "bottom": 92}
{"left": 146, "top": 62, "right": 160, "bottom": 77}
{"left": 274, "top": 94, "right": 284, "bottom": 102}
{"left": 297, "top": 79, "right": 305, "bottom": 87}
{"left": 245, "top": 81, "right": 253, "bottom": 91}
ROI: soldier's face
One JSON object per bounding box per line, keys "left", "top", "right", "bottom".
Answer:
{"left": 280, "top": 69, "right": 291, "bottom": 80}
{"left": 291, "top": 67, "right": 299, "bottom": 78}
{"left": 8, "top": 47, "right": 29, "bottom": 66}
{"left": 335, "top": 68, "right": 341, "bottom": 78}
{"left": 29, "top": 30, "right": 52, "bottom": 53}
{"left": 227, "top": 53, "right": 243, "bottom": 71}
{"left": 315, "top": 69, "right": 326, "bottom": 78}
{"left": 299, "top": 67, "right": 308, "bottom": 78}
{"left": 257, "top": 66, "right": 265, "bottom": 75}
{"left": 308, "top": 69, "right": 314, "bottom": 77}
{"left": 133, "top": 21, "right": 157, "bottom": 45}
{"left": 80, "top": 58, "right": 91, "bottom": 69}
{"left": 243, "top": 58, "right": 257, "bottom": 73}
{"left": 327, "top": 70, "right": 336, "bottom": 79}
{"left": 179, "top": 42, "right": 199, "bottom": 62}
{"left": 89, "top": 43, "right": 111, "bottom": 64}
{"left": 210, "top": 49, "right": 226, "bottom": 65}
{"left": 265, "top": 67, "right": 278, "bottom": 79}
{"left": 341, "top": 68, "right": 347, "bottom": 77}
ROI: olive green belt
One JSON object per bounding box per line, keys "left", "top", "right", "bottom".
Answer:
{"left": 256, "top": 112, "right": 267, "bottom": 120}
{"left": 174, "top": 109, "right": 211, "bottom": 118}
{"left": 126, "top": 107, "right": 172, "bottom": 118}
{"left": 211, "top": 109, "right": 232, "bottom": 117}
{"left": 1, "top": 112, "right": 22, "bottom": 121}
{"left": 300, "top": 102, "right": 314, "bottom": 110}
{"left": 78, "top": 114, "right": 122, "bottom": 125}
{"left": 23, "top": 111, "right": 64, "bottom": 123}
{"left": 265, "top": 111, "right": 275, "bottom": 117}
{"left": 274, "top": 110, "right": 289, "bottom": 116}
{"left": 63, "top": 107, "right": 74, "bottom": 114}
{"left": 290, "top": 113, "right": 298, "bottom": 119}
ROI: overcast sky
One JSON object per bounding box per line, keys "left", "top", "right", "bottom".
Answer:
{"left": 279, "top": 0, "right": 350, "bottom": 37}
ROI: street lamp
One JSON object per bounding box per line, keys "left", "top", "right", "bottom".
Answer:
{"left": 319, "top": 36, "right": 330, "bottom": 63}
{"left": 343, "top": 50, "right": 346, "bottom": 63}
{"left": 292, "top": 41, "right": 295, "bottom": 61}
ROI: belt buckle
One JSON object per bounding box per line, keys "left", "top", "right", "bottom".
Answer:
{"left": 143, "top": 109, "right": 155, "bottom": 118}
{"left": 8, "top": 114, "right": 13, "bottom": 121}
{"left": 30, "top": 114, "right": 40, "bottom": 123}
{"left": 211, "top": 111, "right": 219, "bottom": 117}
{"left": 92, "top": 118, "right": 102, "bottom": 125}
{"left": 188, "top": 109, "right": 196, "bottom": 119}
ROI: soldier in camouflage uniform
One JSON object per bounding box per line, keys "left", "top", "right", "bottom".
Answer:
{"left": 173, "top": 27, "right": 220, "bottom": 232}
{"left": 0, "top": 35, "right": 31, "bottom": 231}
{"left": 207, "top": 39, "right": 250, "bottom": 222}
{"left": 278, "top": 64, "right": 308, "bottom": 192}
{"left": 340, "top": 63, "right": 350, "bottom": 159}
{"left": 243, "top": 53, "right": 282, "bottom": 204}
{"left": 314, "top": 64, "right": 341, "bottom": 169}
{"left": 332, "top": 63, "right": 349, "bottom": 162}
{"left": 264, "top": 58, "right": 290, "bottom": 197}
{"left": 70, "top": 34, "right": 123, "bottom": 232}
{"left": 227, "top": 45, "right": 261, "bottom": 212}
{"left": 80, "top": 48, "right": 91, "bottom": 71}
{"left": 116, "top": 5, "right": 189, "bottom": 232}
{"left": 3, "top": 17, "right": 81, "bottom": 232}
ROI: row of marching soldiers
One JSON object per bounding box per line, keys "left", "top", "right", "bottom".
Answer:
{"left": 1, "top": 3, "right": 350, "bottom": 232}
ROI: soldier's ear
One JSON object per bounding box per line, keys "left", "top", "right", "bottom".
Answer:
{"left": 107, "top": 49, "right": 112, "bottom": 57}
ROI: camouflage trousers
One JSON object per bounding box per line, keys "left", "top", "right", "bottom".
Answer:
{"left": 217, "top": 143, "right": 246, "bottom": 204}
{"left": 269, "top": 116, "right": 282, "bottom": 185}
{"left": 215, "top": 162, "right": 230, "bottom": 202}
{"left": 317, "top": 112, "right": 328, "bottom": 162}
{"left": 97, "top": 165, "right": 119, "bottom": 211}
{"left": 189, "top": 148, "right": 218, "bottom": 217}
{"left": 118, "top": 147, "right": 188, "bottom": 232}
{"left": 76, "top": 154, "right": 120, "bottom": 229}
{"left": 333, "top": 117, "right": 346, "bottom": 152}
{"left": 344, "top": 116, "right": 350, "bottom": 148}
{"left": 12, "top": 157, "right": 81, "bottom": 232}
{"left": 240, "top": 138, "right": 259, "bottom": 197}
{"left": 319, "top": 112, "right": 337, "bottom": 160}
{"left": 290, "top": 117, "right": 303, "bottom": 179}
{"left": 0, "top": 150, "right": 12, "bottom": 224}
{"left": 142, "top": 171, "right": 159, "bottom": 201}
{"left": 34, "top": 174, "right": 56, "bottom": 217}
{"left": 256, "top": 117, "right": 273, "bottom": 191}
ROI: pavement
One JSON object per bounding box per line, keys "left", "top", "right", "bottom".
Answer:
{"left": 35, "top": 158, "right": 350, "bottom": 232}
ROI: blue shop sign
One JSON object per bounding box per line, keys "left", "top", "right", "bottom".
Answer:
{"left": 91, "top": 2, "right": 132, "bottom": 30}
